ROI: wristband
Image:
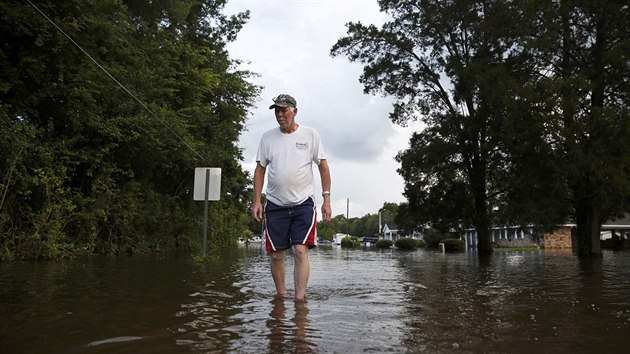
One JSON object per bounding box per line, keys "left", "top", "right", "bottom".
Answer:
{"left": 322, "top": 191, "right": 330, "bottom": 197}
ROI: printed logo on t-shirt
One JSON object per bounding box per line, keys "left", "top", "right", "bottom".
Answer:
{"left": 295, "top": 142, "right": 309, "bottom": 150}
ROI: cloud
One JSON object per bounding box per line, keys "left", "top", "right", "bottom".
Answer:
{"left": 226, "top": 0, "right": 420, "bottom": 216}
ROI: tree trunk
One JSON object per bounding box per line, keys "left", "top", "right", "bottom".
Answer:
{"left": 574, "top": 197, "right": 602, "bottom": 258}
{"left": 476, "top": 223, "right": 493, "bottom": 255}
{"left": 473, "top": 180, "right": 493, "bottom": 255}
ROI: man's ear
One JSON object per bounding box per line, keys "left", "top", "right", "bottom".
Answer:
{"left": 294, "top": 107, "right": 298, "bottom": 115}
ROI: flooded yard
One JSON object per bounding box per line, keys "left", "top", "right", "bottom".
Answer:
{"left": 1, "top": 245, "right": 629, "bottom": 353}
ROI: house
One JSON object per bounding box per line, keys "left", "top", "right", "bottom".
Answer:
{"left": 600, "top": 214, "right": 630, "bottom": 249}
{"left": 382, "top": 223, "right": 401, "bottom": 241}
{"left": 464, "top": 214, "right": 630, "bottom": 249}
{"left": 544, "top": 214, "right": 630, "bottom": 249}
{"left": 464, "top": 226, "right": 541, "bottom": 249}
{"left": 332, "top": 233, "right": 346, "bottom": 245}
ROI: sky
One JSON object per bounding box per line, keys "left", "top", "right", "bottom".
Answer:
{"left": 223, "top": 0, "right": 424, "bottom": 218}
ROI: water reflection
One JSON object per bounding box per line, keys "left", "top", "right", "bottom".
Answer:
{"left": 266, "top": 297, "right": 317, "bottom": 353}
{"left": 396, "top": 250, "right": 630, "bottom": 353}
{"left": 175, "top": 259, "right": 251, "bottom": 353}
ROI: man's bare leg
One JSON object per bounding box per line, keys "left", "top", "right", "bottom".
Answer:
{"left": 292, "top": 244, "right": 310, "bottom": 300}
{"left": 270, "top": 250, "right": 287, "bottom": 297}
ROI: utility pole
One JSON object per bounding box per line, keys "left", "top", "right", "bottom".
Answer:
{"left": 378, "top": 208, "right": 383, "bottom": 234}
{"left": 346, "top": 198, "right": 349, "bottom": 236}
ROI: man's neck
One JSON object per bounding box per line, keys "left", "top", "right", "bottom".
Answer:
{"left": 281, "top": 123, "right": 299, "bottom": 134}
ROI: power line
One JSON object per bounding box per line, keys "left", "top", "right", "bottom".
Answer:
{"left": 27, "top": 0, "right": 208, "bottom": 162}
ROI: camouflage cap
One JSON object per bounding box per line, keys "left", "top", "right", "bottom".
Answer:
{"left": 269, "top": 94, "right": 297, "bottom": 109}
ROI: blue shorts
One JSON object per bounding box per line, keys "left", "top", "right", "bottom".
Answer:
{"left": 263, "top": 197, "right": 317, "bottom": 252}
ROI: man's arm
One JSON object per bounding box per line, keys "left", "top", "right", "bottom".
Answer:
{"left": 251, "top": 162, "right": 266, "bottom": 222}
{"left": 318, "top": 159, "right": 332, "bottom": 223}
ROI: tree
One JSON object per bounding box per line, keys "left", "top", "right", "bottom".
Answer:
{"left": 332, "top": 0, "right": 546, "bottom": 254}
{"left": 524, "top": 0, "right": 630, "bottom": 257}
{"left": 0, "top": 0, "right": 259, "bottom": 259}
{"left": 394, "top": 202, "right": 416, "bottom": 236}
{"left": 363, "top": 213, "right": 380, "bottom": 235}
{"left": 378, "top": 202, "right": 399, "bottom": 233}
{"left": 317, "top": 214, "right": 347, "bottom": 241}
{"left": 332, "top": 0, "right": 629, "bottom": 258}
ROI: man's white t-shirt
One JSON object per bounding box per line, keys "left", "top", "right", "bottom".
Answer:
{"left": 256, "top": 125, "right": 326, "bottom": 206}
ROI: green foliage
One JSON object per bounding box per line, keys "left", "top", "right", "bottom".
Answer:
{"left": 394, "top": 202, "right": 417, "bottom": 236}
{"left": 423, "top": 229, "right": 450, "bottom": 248}
{"left": 340, "top": 236, "right": 360, "bottom": 248}
{"left": 316, "top": 202, "right": 406, "bottom": 242}
{"left": 394, "top": 237, "right": 418, "bottom": 250}
{"left": 375, "top": 239, "right": 393, "bottom": 249}
{"left": 316, "top": 214, "right": 347, "bottom": 241}
{"left": 441, "top": 239, "right": 465, "bottom": 252}
{"left": 0, "top": 0, "right": 259, "bottom": 260}
{"left": 331, "top": 0, "right": 534, "bottom": 254}
{"left": 332, "top": 0, "right": 630, "bottom": 257}
{"left": 524, "top": 1, "right": 630, "bottom": 257}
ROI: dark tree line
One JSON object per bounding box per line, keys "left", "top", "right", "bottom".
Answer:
{"left": 0, "top": 0, "right": 259, "bottom": 260}
{"left": 332, "top": 0, "right": 630, "bottom": 256}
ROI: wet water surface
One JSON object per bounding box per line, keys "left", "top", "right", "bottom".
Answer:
{"left": 1, "top": 246, "right": 629, "bottom": 353}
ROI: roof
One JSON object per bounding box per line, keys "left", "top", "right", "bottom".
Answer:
{"left": 606, "top": 213, "right": 630, "bottom": 225}
{"left": 463, "top": 213, "right": 630, "bottom": 231}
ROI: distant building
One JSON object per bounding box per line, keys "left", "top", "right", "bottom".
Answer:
{"left": 464, "top": 214, "right": 630, "bottom": 249}
{"left": 332, "top": 233, "right": 346, "bottom": 245}
{"left": 382, "top": 223, "right": 401, "bottom": 241}
{"left": 464, "top": 226, "right": 541, "bottom": 249}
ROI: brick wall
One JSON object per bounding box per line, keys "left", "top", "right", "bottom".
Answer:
{"left": 543, "top": 226, "right": 573, "bottom": 249}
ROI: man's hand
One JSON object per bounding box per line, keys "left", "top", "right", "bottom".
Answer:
{"left": 251, "top": 202, "right": 264, "bottom": 222}
{"left": 317, "top": 159, "right": 332, "bottom": 223}
{"left": 321, "top": 201, "right": 332, "bottom": 224}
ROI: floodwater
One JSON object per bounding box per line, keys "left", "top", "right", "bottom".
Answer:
{"left": 1, "top": 245, "right": 629, "bottom": 353}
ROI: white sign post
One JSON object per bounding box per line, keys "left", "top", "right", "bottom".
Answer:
{"left": 193, "top": 168, "right": 221, "bottom": 256}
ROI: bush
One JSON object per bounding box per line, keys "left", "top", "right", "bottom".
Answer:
{"left": 341, "top": 236, "right": 361, "bottom": 248}
{"left": 423, "top": 229, "right": 450, "bottom": 248}
{"left": 375, "top": 239, "right": 393, "bottom": 249}
{"left": 441, "top": 238, "right": 465, "bottom": 252}
{"left": 395, "top": 238, "right": 418, "bottom": 250}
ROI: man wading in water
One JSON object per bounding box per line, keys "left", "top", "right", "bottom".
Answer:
{"left": 251, "top": 94, "right": 332, "bottom": 301}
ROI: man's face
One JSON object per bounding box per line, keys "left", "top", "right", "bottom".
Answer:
{"left": 274, "top": 106, "right": 297, "bottom": 132}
